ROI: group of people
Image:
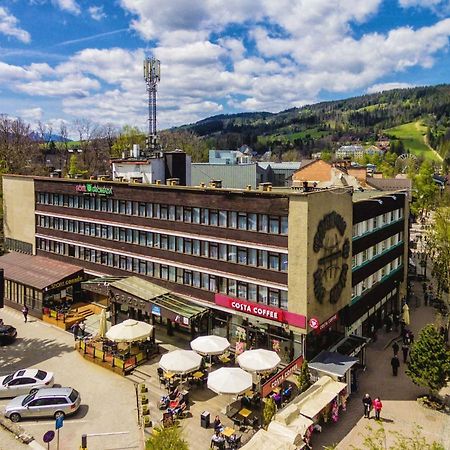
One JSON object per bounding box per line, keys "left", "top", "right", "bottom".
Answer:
{"left": 390, "top": 329, "right": 414, "bottom": 375}
{"left": 70, "top": 321, "right": 86, "bottom": 340}
{"left": 362, "top": 394, "right": 383, "bottom": 420}
{"left": 210, "top": 416, "right": 239, "bottom": 450}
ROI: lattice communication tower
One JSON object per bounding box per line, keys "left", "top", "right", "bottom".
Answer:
{"left": 143, "top": 57, "right": 161, "bottom": 156}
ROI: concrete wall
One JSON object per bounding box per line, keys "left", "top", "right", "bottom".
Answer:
{"left": 2, "top": 176, "right": 36, "bottom": 253}
{"left": 288, "top": 190, "right": 353, "bottom": 332}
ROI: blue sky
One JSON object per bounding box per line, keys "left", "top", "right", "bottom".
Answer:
{"left": 0, "top": 0, "right": 449, "bottom": 136}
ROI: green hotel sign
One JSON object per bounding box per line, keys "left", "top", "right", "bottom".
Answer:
{"left": 75, "top": 183, "right": 113, "bottom": 196}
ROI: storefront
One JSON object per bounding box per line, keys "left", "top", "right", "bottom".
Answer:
{"left": 0, "top": 252, "right": 84, "bottom": 318}
{"left": 108, "top": 276, "right": 208, "bottom": 339}
{"left": 213, "top": 294, "right": 307, "bottom": 364}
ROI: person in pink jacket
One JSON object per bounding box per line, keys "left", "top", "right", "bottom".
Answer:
{"left": 372, "top": 397, "right": 382, "bottom": 420}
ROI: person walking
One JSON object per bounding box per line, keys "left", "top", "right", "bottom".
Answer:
{"left": 402, "top": 344, "right": 409, "bottom": 363}
{"left": 79, "top": 321, "right": 86, "bottom": 338}
{"left": 362, "top": 393, "right": 372, "bottom": 418}
{"left": 21, "top": 305, "right": 29, "bottom": 323}
{"left": 372, "top": 397, "right": 383, "bottom": 420}
{"left": 391, "top": 355, "right": 400, "bottom": 376}
{"left": 71, "top": 322, "right": 80, "bottom": 341}
{"left": 392, "top": 341, "right": 399, "bottom": 356}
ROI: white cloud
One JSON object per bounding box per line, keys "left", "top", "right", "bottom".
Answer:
{"left": 367, "top": 82, "right": 415, "bottom": 93}
{"left": 18, "top": 75, "right": 100, "bottom": 97}
{"left": 0, "top": 7, "right": 31, "bottom": 43}
{"left": 52, "top": 0, "right": 81, "bottom": 15}
{"left": 18, "top": 107, "right": 43, "bottom": 123}
{"left": 88, "top": 5, "right": 106, "bottom": 21}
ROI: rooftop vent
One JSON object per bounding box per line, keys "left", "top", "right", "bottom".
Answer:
{"left": 209, "top": 180, "right": 222, "bottom": 188}
{"left": 259, "top": 182, "right": 272, "bottom": 192}
{"left": 166, "top": 178, "right": 180, "bottom": 186}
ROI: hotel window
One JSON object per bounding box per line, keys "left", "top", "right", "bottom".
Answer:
{"left": 281, "top": 254, "right": 288, "bottom": 272}
{"left": 237, "top": 282, "right": 247, "bottom": 300}
{"left": 184, "top": 238, "right": 192, "bottom": 254}
{"left": 139, "top": 202, "right": 146, "bottom": 216}
{"left": 139, "top": 261, "right": 146, "bottom": 274}
{"left": 269, "top": 289, "right": 279, "bottom": 307}
{"left": 390, "top": 210, "right": 395, "bottom": 221}
{"left": 154, "top": 263, "right": 161, "bottom": 278}
{"left": 184, "top": 207, "right": 192, "bottom": 223}
{"left": 126, "top": 201, "right": 132, "bottom": 215}
{"left": 258, "top": 286, "right": 268, "bottom": 304}
{"left": 238, "top": 213, "right": 247, "bottom": 230}
{"left": 352, "top": 256, "right": 357, "bottom": 268}
{"left": 352, "top": 285, "right": 357, "bottom": 298}
{"left": 184, "top": 270, "right": 192, "bottom": 285}
{"left": 153, "top": 234, "right": 160, "bottom": 248}
{"left": 160, "top": 204, "right": 168, "bottom": 220}
{"left": 258, "top": 214, "right": 268, "bottom": 232}
{"left": 248, "top": 249, "right": 257, "bottom": 266}
{"left": 210, "top": 210, "right": 219, "bottom": 226}
{"left": 139, "top": 231, "right": 146, "bottom": 246}
{"left": 132, "top": 202, "right": 139, "bottom": 215}
{"left": 177, "top": 237, "right": 184, "bottom": 253}
{"left": 218, "top": 277, "right": 227, "bottom": 293}
{"left": 269, "top": 216, "right": 279, "bottom": 234}
{"left": 209, "top": 243, "right": 219, "bottom": 259}
{"left": 168, "top": 205, "right": 176, "bottom": 220}
{"left": 248, "top": 284, "right": 257, "bottom": 301}
{"left": 280, "top": 291, "right": 288, "bottom": 309}
{"left": 176, "top": 206, "right": 183, "bottom": 221}
{"left": 281, "top": 217, "right": 288, "bottom": 234}
{"left": 258, "top": 250, "right": 268, "bottom": 268}
{"left": 146, "top": 203, "right": 153, "bottom": 217}
{"left": 154, "top": 204, "right": 160, "bottom": 218}
{"left": 238, "top": 247, "right": 247, "bottom": 264}
{"left": 269, "top": 253, "right": 280, "bottom": 271}
{"left": 201, "top": 273, "right": 209, "bottom": 289}
{"left": 193, "top": 272, "right": 201, "bottom": 288}
{"left": 201, "top": 241, "right": 209, "bottom": 257}
{"left": 219, "top": 210, "right": 228, "bottom": 227}
{"left": 228, "top": 279, "right": 236, "bottom": 296}
{"left": 209, "top": 275, "right": 217, "bottom": 292}
{"left": 382, "top": 213, "right": 387, "bottom": 224}
{"left": 228, "top": 211, "right": 237, "bottom": 228}
{"left": 193, "top": 240, "right": 200, "bottom": 256}
{"left": 192, "top": 207, "right": 201, "bottom": 224}
{"left": 146, "top": 232, "right": 153, "bottom": 246}
{"left": 219, "top": 244, "right": 227, "bottom": 261}
{"left": 146, "top": 261, "right": 154, "bottom": 276}
{"left": 160, "top": 235, "right": 168, "bottom": 250}
{"left": 201, "top": 208, "right": 209, "bottom": 225}
{"left": 228, "top": 245, "right": 237, "bottom": 263}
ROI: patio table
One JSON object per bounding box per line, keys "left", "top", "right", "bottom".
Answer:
{"left": 222, "top": 427, "right": 235, "bottom": 438}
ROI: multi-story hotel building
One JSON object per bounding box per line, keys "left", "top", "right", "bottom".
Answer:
{"left": 1, "top": 175, "right": 408, "bottom": 362}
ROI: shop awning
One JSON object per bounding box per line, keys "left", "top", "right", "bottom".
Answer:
{"left": 81, "top": 276, "right": 124, "bottom": 295}
{"left": 240, "top": 429, "right": 297, "bottom": 450}
{"left": 110, "top": 276, "right": 170, "bottom": 300}
{"left": 270, "top": 409, "right": 313, "bottom": 440}
{"left": 295, "top": 376, "right": 347, "bottom": 420}
{"left": 309, "top": 351, "right": 359, "bottom": 378}
{"left": 152, "top": 293, "right": 207, "bottom": 324}
{"left": 328, "top": 335, "right": 370, "bottom": 357}
{"left": 0, "top": 252, "right": 83, "bottom": 291}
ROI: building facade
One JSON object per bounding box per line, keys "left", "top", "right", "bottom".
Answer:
{"left": 2, "top": 175, "right": 408, "bottom": 362}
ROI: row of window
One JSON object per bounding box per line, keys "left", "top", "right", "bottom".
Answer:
{"left": 36, "top": 192, "right": 288, "bottom": 235}
{"left": 36, "top": 215, "right": 288, "bottom": 272}
{"left": 352, "top": 208, "right": 403, "bottom": 239}
{"left": 352, "top": 232, "right": 403, "bottom": 269}
{"left": 36, "top": 238, "right": 288, "bottom": 309}
{"left": 352, "top": 256, "right": 403, "bottom": 299}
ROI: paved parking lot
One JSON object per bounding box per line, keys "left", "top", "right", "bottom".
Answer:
{"left": 0, "top": 307, "right": 143, "bottom": 450}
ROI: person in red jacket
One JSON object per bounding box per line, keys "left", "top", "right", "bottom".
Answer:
{"left": 372, "top": 397, "right": 382, "bottom": 420}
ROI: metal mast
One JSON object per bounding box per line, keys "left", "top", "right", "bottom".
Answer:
{"left": 143, "top": 57, "right": 161, "bottom": 156}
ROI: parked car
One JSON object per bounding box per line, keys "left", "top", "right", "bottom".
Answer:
{"left": 0, "top": 324, "right": 17, "bottom": 345}
{"left": 0, "top": 369, "right": 54, "bottom": 398}
{"left": 4, "top": 387, "right": 81, "bottom": 422}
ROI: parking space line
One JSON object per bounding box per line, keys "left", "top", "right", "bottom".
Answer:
{"left": 22, "top": 419, "right": 89, "bottom": 426}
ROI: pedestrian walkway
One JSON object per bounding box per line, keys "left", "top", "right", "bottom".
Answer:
{"left": 312, "top": 280, "right": 449, "bottom": 450}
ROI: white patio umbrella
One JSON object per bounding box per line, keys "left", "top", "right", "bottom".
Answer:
{"left": 237, "top": 349, "right": 281, "bottom": 373}
{"left": 190, "top": 335, "right": 230, "bottom": 355}
{"left": 159, "top": 350, "right": 203, "bottom": 375}
{"left": 402, "top": 303, "right": 410, "bottom": 325}
{"left": 97, "top": 308, "right": 107, "bottom": 338}
{"left": 105, "top": 319, "right": 153, "bottom": 342}
{"left": 207, "top": 367, "right": 253, "bottom": 395}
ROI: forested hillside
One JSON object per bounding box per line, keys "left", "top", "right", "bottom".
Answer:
{"left": 176, "top": 85, "right": 450, "bottom": 162}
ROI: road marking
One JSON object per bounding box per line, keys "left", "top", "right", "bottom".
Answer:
{"left": 22, "top": 419, "right": 89, "bottom": 426}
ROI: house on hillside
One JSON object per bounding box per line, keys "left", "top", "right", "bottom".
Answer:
{"left": 336, "top": 145, "right": 364, "bottom": 159}
{"left": 364, "top": 145, "right": 384, "bottom": 156}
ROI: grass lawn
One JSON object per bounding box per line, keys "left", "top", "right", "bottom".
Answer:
{"left": 385, "top": 121, "right": 441, "bottom": 162}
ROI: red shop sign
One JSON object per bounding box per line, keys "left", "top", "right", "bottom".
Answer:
{"left": 214, "top": 294, "right": 306, "bottom": 329}
{"left": 261, "top": 355, "right": 304, "bottom": 397}
{"left": 318, "top": 313, "right": 338, "bottom": 333}
{"left": 309, "top": 317, "right": 319, "bottom": 329}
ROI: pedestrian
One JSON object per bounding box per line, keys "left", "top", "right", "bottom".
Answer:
{"left": 79, "top": 321, "right": 86, "bottom": 338}
{"left": 409, "top": 331, "right": 414, "bottom": 343}
{"left": 393, "top": 312, "right": 400, "bottom": 331}
{"left": 403, "top": 331, "right": 411, "bottom": 346}
{"left": 372, "top": 397, "right": 383, "bottom": 420}
{"left": 391, "top": 355, "right": 400, "bottom": 376}
{"left": 424, "top": 291, "right": 429, "bottom": 306}
{"left": 71, "top": 322, "right": 80, "bottom": 341}
{"left": 21, "top": 305, "right": 29, "bottom": 323}
{"left": 392, "top": 341, "right": 399, "bottom": 356}
{"left": 402, "top": 344, "right": 409, "bottom": 363}
{"left": 362, "top": 393, "right": 372, "bottom": 418}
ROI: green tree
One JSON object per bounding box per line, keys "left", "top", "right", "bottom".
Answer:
{"left": 262, "top": 397, "right": 276, "bottom": 429}
{"left": 411, "top": 161, "right": 439, "bottom": 218}
{"left": 297, "top": 359, "right": 312, "bottom": 393}
{"left": 68, "top": 154, "right": 82, "bottom": 177}
{"left": 145, "top": 426, "right": 189, "bottom": 450}
{"left": 321, "top": 151, "right": 332, "bottom": 162}
{"left": 111, "top": 125, "right": 146, "bottom": 158}
{"left": 406, "top": 324, "right": 450, "bottom": 396}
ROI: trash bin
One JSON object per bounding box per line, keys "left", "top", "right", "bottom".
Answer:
{"left": 201, "top": 410, "right": 210, "bottom": 429}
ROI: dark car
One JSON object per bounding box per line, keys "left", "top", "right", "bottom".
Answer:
{"left": 0, "top": 324, "right": 17, "bottom": 345}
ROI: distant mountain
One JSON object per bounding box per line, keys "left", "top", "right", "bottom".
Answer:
{"left": 174, "top": 84, "right": 450, "bottom": 160}
{"left": 30, "top": 132, "right": 72, "bottom": 142}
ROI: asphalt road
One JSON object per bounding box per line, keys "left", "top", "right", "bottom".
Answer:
{"left": 0, "top": 307, "right": 143, "bottom": 450}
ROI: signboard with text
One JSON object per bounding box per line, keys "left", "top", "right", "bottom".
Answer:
{"left": 75, "top": 183, "right": 113, "bottom": 196}
{"left": 261, "top": 355, "right": 304, "bottom": 397}
{"left": 214, "top": 294, "right": 306, "bottom": 329}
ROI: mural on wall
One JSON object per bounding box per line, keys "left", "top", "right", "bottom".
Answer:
{"left": 313, "top": 211, "right": 350, "bottom": 304}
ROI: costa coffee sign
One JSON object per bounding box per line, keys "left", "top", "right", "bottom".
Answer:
{"left": 214, "top": 294, "right": 306, "bottom": 329}
{"left": 261, "top": 355, "right": 304, "bottom": 397}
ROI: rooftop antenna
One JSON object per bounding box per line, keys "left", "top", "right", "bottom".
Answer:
{"left": 143, "top": 56, "right": 161, "bottom": 157}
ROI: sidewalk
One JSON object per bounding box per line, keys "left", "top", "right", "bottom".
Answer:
{"left": 312, "top": 280, "right": 449, "bottom": 450}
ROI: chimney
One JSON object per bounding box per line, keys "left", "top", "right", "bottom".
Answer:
{"left": 155, "top": 180, "right": 161, "bottom": 185}
{"left": 246, "top": 185, "right": 252, "bottom": 190}
{"left": 200, "top": 182, "right": 206, "bottom": 188}
{"left": 131, "top": 177, "right": 143, "bottom": 183}
{"left": 166, "top": 178, "right": 180, "bottom": 186}
{"left": 209, "top": 180, "right": 222, "bottom": 188}
{"left": 258, "top": 182, "right": 272, "bottom": 192}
